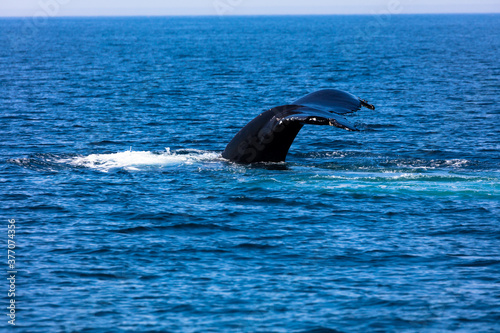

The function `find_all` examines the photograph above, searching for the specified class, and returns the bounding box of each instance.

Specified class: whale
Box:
[222,89,375,164]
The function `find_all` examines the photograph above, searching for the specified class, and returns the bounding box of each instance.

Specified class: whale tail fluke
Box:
[222,89,375,164]
[292,89,375,114]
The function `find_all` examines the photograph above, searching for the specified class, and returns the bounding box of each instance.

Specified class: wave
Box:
[314,171,496,182]
[58,148,221,172]
[8,149,499,182]
[302,151,477,170]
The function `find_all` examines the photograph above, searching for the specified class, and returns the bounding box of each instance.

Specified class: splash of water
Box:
[60,149,221,172]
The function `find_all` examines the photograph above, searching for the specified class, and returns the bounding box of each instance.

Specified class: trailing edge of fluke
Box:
[222,89,375,164]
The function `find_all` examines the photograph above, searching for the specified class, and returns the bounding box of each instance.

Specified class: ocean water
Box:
[1,14,499,332]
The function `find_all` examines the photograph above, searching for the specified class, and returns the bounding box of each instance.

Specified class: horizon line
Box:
[1,12,499,18]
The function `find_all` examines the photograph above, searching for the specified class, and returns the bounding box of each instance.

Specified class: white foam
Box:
[60,149,221,172]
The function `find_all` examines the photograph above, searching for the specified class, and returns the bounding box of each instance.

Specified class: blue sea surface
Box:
[1,14,500,332]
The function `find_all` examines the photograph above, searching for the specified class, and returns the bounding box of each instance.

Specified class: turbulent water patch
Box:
[56,149,222,172]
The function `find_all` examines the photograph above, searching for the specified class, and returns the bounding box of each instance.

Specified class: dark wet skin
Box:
[222,89,375,164]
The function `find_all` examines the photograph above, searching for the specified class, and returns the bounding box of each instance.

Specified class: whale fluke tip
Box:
[360,99,376,110]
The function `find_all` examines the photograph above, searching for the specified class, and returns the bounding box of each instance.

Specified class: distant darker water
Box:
[1,14,499,332]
